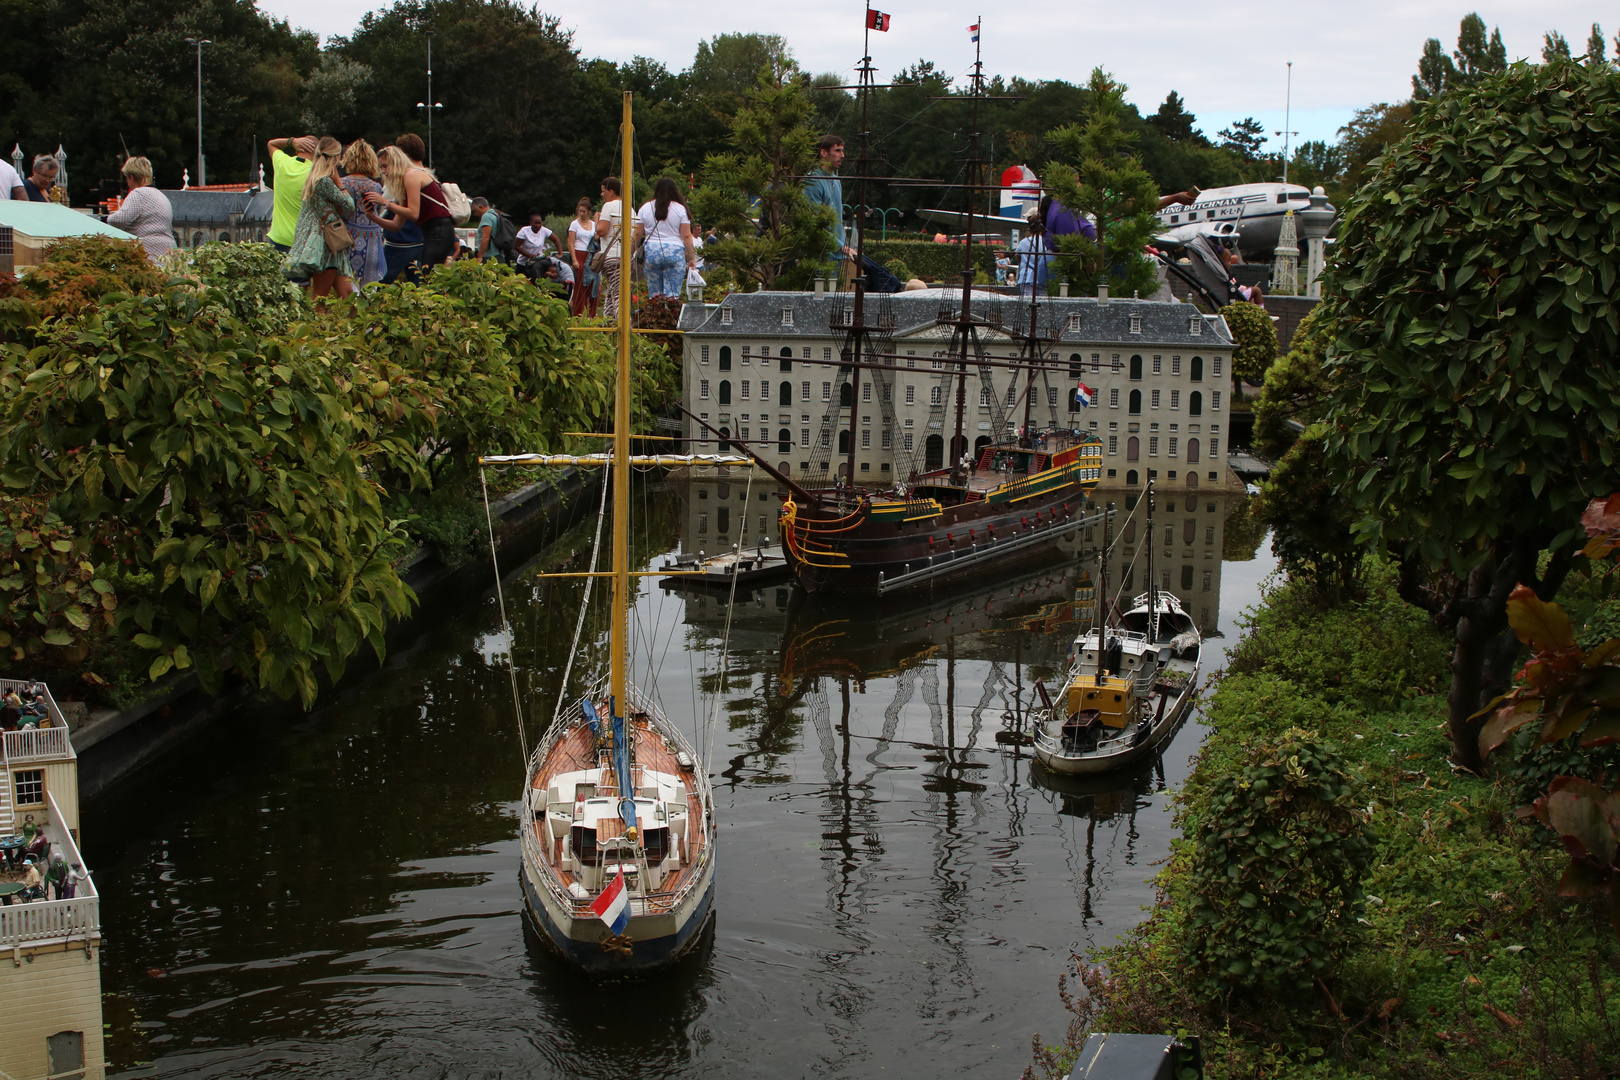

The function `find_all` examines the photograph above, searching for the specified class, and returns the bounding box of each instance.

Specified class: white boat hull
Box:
[1033,663,1200,776]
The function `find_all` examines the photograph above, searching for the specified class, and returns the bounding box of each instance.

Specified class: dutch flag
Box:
[968,23,980,43]
[590,869,631,935]
[1076,381,1094,408]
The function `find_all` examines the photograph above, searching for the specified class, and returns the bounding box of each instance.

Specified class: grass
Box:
[1024,561,1620,1079]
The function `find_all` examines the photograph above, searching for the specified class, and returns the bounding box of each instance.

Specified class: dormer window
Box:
[1188,317,1202,336]
[781,307,794,327]
[1129,314,1142,335]
[720,307,733,326]
[1067,314,1082,331]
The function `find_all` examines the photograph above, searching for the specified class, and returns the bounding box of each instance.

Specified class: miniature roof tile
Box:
[675,292,1234,347]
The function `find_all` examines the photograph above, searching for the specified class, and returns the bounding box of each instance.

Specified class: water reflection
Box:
[89,481,1270,1079]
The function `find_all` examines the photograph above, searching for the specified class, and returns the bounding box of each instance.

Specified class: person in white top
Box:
[106,156,176,263]
[0,159,24,200]
[594,176,626,319]
[514,212,559,273]
[633,177,696,298]
[566,197,596,316]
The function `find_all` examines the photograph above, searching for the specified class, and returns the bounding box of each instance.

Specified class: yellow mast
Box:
[610,91,633,713]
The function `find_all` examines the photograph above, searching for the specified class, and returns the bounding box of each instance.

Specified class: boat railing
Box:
[3,725,73,764]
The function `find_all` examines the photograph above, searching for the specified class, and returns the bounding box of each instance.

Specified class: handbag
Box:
[321,210,354,254]
[590,224,618,274]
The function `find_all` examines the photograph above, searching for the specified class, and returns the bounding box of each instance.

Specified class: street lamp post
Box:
[184,37,212,186]
[1274,61,1297,186]
[416,30,444,170]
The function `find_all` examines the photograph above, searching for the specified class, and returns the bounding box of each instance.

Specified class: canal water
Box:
[89,481,1274,1079]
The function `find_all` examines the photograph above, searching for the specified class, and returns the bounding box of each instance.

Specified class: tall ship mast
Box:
[768,15,1105,594]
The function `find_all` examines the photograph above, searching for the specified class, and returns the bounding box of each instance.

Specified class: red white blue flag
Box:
[968,23,980,43]
[867,8,891,31]
[1076,382,1094,408]
[590,869,631,935]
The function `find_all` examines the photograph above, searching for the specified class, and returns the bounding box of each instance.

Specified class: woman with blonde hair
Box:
[283,136,356,297]
[338,140,386,288]
[366,144,425,284]
[106,156,176,263]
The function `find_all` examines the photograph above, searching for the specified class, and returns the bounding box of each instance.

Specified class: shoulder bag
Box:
[590,224,618,274]
[320,185,354,254]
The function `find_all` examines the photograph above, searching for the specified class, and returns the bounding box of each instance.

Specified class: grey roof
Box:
[677,291,1233,347]
[159,189,257,225]
[243,190,275,223]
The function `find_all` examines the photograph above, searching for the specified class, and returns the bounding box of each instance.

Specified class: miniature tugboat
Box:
[1033,483,1201,775]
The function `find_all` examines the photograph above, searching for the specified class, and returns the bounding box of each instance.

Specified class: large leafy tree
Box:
[1319,56,1620,771]
[0,0,315,200]
[1041,68,1161,299]
[689,69,834,291]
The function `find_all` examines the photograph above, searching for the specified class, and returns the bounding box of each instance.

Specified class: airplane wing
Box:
[914,208,1023,236]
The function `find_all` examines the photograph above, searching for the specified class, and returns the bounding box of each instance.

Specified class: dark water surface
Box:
[90,482,1275,1079]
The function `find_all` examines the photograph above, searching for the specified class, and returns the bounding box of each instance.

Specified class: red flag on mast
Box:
[867,8,891,31]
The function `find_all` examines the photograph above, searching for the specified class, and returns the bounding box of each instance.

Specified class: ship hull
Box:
[783,476,1095,595]
[521,851,715,974]
[1033,665,1200,775]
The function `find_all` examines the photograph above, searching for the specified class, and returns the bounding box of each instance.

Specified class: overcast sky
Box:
[259,1,1616,150]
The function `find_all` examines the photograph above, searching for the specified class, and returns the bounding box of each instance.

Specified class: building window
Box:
[1203,570,1213,591]
[1190,356,1203,382]
[739,426,749,441]
[822,382,831,402]
[1129,354,1143,380]
[1067,313,1082,330]
[979,386,991,407]
[800,428,809,447]
[718,508,730,533]
[1127,436,1140,461]
[862,382,872,402]
[1006,384,1017,406]
[699,379,710,400]
[740,380,751,400]
[781,307,794,326]
[720,307,733,325]
[906,385,916,404]
[1211,391,1221,412]
[1129,389,1141,414]
[1111,354,1121,373]
[14,768,43,806]
[861,430,871,448]
[780,352,793,373]
[742,345,751,360]
[1171,356,1181,376]
[718,380,731,405]
[801,381,811,402]
[719,346,732,370]
[1109,388,1119,408]
[779,429,792,453]
[1189,391,1202,416]
[1170,389,1180,410]
[700,345,710,364]
[823,347,833,360]
[1209,437,1219,459]
[1189,318,1202,336]
[1205,526,1216,545]
[931,386,943,405]
[1126,469,1139,485]
[1187,437,1200,463]
[904,432,914,450]
[1168,437,1178,458]
[1149,436,1159,456]
[1107,435,1118,455]
[779,381,793,406]
[1212,356,1222,376]
[699,413,710,444]
[1068,353,1084,377]
[761,379,771,399]
[1150,388,1161,410]
[881,430,891,449]
[1152,355,1162,375]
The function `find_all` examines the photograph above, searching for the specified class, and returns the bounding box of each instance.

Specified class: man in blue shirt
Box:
[1014,215,1051,297]
[804,135,855,283]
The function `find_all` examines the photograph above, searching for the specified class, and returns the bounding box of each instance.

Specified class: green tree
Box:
[1252,305,1331,461]
[1041,68,1161,298]
[1147,91,1199,142]
[1220,299,1275,395]
[688,70,834,291]
[1319,56,1620,771]
[299,52,375,136]
[1286,140,1342,191]
[1589,23,1608,63]
[1452,13,1507,85]
[689,33,792,97]
[1412,37,1457,101]
[1216,116,1265,160]
[1258,429,1364,599]
[1543,30,1572,62]
[1335,101,1411,194]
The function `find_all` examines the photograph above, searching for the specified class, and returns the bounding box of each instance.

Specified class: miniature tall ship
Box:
[483,92,736,972]
[1033,483,1202,775]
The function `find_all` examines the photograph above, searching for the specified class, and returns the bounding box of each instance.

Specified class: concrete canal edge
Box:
[73,467,601,801]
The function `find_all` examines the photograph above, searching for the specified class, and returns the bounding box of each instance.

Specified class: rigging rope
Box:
[481,465,531,771]
[550,463,613,733]
[703,465,754,770]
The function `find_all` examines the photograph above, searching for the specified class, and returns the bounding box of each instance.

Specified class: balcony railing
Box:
[3,726,72,763]
[0,791,98,949]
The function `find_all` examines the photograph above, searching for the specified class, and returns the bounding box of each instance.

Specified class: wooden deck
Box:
[529,711,708,913]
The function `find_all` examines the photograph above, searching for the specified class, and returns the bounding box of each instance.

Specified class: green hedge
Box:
[866,240,997,285]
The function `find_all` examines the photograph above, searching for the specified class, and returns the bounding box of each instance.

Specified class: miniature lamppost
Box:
[183,37,212,186]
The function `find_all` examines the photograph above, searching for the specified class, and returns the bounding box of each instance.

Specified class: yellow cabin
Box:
[1067,674,1137,730]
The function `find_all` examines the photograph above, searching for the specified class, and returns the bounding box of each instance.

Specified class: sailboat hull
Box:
[520,857,715,974]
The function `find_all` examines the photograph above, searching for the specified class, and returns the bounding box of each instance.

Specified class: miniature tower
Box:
[1270,210,1299,296]
[1298,187,1336,299]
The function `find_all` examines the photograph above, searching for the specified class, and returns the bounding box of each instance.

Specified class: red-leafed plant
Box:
[1478,495,1620,932]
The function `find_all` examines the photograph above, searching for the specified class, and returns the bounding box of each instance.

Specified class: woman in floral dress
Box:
[338,140,386,288]
[284,137,356,298]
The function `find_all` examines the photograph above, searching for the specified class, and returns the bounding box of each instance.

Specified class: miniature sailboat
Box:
[1032,481,1201,775]
[483,93,728,972]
